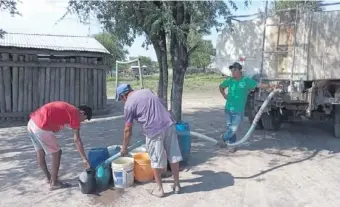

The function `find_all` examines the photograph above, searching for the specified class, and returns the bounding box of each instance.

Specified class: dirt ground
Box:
[1,91,340,207]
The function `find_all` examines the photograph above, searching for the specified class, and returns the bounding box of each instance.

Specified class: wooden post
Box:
[84,68,88,105]
[23,55,30,112]
[70,67,75,105]
[38,67,45,106]
[54,68,60,101]
[75,68,80,106]
[69,58,76,105]
[45,67,51,104]
[50,68,56,102]
[31,55,39,110]
[93,69,98,110]
[80,68,85,105]
[32,66,39,110]
[0,65,5,119]
[2,53,11,114]
[103,69,107,109]
[60,67,66,101]
[18,65,24,113]
[80,57,86,105]
[87,69,93,108]
[12,54,19,114]
[65,68,70,103]
[27,55,33,112]
[97,70,103,109]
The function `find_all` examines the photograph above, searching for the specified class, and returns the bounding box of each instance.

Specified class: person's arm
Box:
[70,110,90,168]
[258,83,277,89]
[121,107,134,155]
[121,125,133,155]
[246,77,276,91]
[73,129,90,168]
[219,79,230,99]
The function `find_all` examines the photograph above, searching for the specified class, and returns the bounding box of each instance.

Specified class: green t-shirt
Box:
[220,76,258,113]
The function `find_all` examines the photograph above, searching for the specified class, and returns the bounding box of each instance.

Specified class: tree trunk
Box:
[170,32,188,122]
[152,33,168,108]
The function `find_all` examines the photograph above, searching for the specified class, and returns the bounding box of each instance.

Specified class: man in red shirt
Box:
[27,101,92,190]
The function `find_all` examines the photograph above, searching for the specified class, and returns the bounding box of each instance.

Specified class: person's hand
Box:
[84,159,91,169]
[120,147,128,156]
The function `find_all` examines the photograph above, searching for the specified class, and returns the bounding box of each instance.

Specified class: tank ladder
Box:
[259,1,299,98]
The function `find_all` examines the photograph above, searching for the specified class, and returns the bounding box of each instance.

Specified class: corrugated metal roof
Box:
[0,33,110,54]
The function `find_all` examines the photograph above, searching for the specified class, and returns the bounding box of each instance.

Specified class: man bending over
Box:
[116,83,182,197]
[27,101,92,190]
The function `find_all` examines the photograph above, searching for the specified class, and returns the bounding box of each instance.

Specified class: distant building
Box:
[0,33,111,121]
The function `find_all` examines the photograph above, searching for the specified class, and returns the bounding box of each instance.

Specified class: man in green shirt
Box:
[219,62,275,149]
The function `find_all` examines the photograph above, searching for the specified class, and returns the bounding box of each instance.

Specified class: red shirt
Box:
[30,101,81,132]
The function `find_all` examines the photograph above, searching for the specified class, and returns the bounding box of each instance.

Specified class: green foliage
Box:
[94,32,128,68]
[0,0,21,38]
[129,56,153,67]
[67,1,249,52]
[187,31,214,68]
[67,0,249,121]
[272,0,323,11]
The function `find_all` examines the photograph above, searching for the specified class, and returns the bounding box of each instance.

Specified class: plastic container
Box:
[111,157,135,188]
[176,122,191,163]
[133,153,154,182]
[95,165,111,190]
[129,145,147,157]
[78,168,96,194]
[107,145,121,157]
[88,147,110,169]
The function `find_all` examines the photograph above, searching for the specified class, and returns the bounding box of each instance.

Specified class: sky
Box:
[1,0,339,61]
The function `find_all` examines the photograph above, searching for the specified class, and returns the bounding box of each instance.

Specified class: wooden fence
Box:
[0,51,109,121]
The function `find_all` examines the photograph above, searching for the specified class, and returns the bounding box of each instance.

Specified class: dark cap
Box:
[229,62,242,70]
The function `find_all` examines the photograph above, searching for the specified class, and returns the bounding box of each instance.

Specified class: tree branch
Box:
[188,42,200,57]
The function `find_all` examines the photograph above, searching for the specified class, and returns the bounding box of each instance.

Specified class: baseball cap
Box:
[229,62,242,70]
[116,83,132,101]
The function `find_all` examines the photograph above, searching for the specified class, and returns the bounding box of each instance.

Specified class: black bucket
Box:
[78,168,96,194]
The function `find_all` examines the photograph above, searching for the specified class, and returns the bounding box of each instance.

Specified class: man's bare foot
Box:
[46,174,51,184]
[149,187,164,198]
[50,181,72,191]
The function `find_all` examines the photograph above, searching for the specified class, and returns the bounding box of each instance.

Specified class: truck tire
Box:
[261,109,282,131]
[334,105,340,138]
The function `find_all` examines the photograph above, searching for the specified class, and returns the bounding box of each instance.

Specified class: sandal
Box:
[218,135,227,148]
[50,181,72,191]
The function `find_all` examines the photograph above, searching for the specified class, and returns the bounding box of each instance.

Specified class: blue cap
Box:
[116,83,131,101]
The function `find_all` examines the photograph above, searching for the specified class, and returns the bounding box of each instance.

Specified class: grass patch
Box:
[106,73,226,97]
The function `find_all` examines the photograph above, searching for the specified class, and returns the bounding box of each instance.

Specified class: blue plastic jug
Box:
[175,122,191,163]
[88,147,110,169]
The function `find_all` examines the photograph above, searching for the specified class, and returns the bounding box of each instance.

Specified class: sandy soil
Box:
[1,91,340,207]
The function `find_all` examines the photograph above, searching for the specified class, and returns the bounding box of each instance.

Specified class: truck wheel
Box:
[261,109,282,131]
[334,105,340,138]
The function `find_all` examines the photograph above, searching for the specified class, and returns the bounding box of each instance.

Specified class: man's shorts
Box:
[145,124,183,169]
[27,119,60,154]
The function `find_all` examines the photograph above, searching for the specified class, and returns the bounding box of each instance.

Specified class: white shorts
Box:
[145,124,183,169]
[27,119,60,154]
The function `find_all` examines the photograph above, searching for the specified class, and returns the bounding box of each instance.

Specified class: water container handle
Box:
[86,168,95,176]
